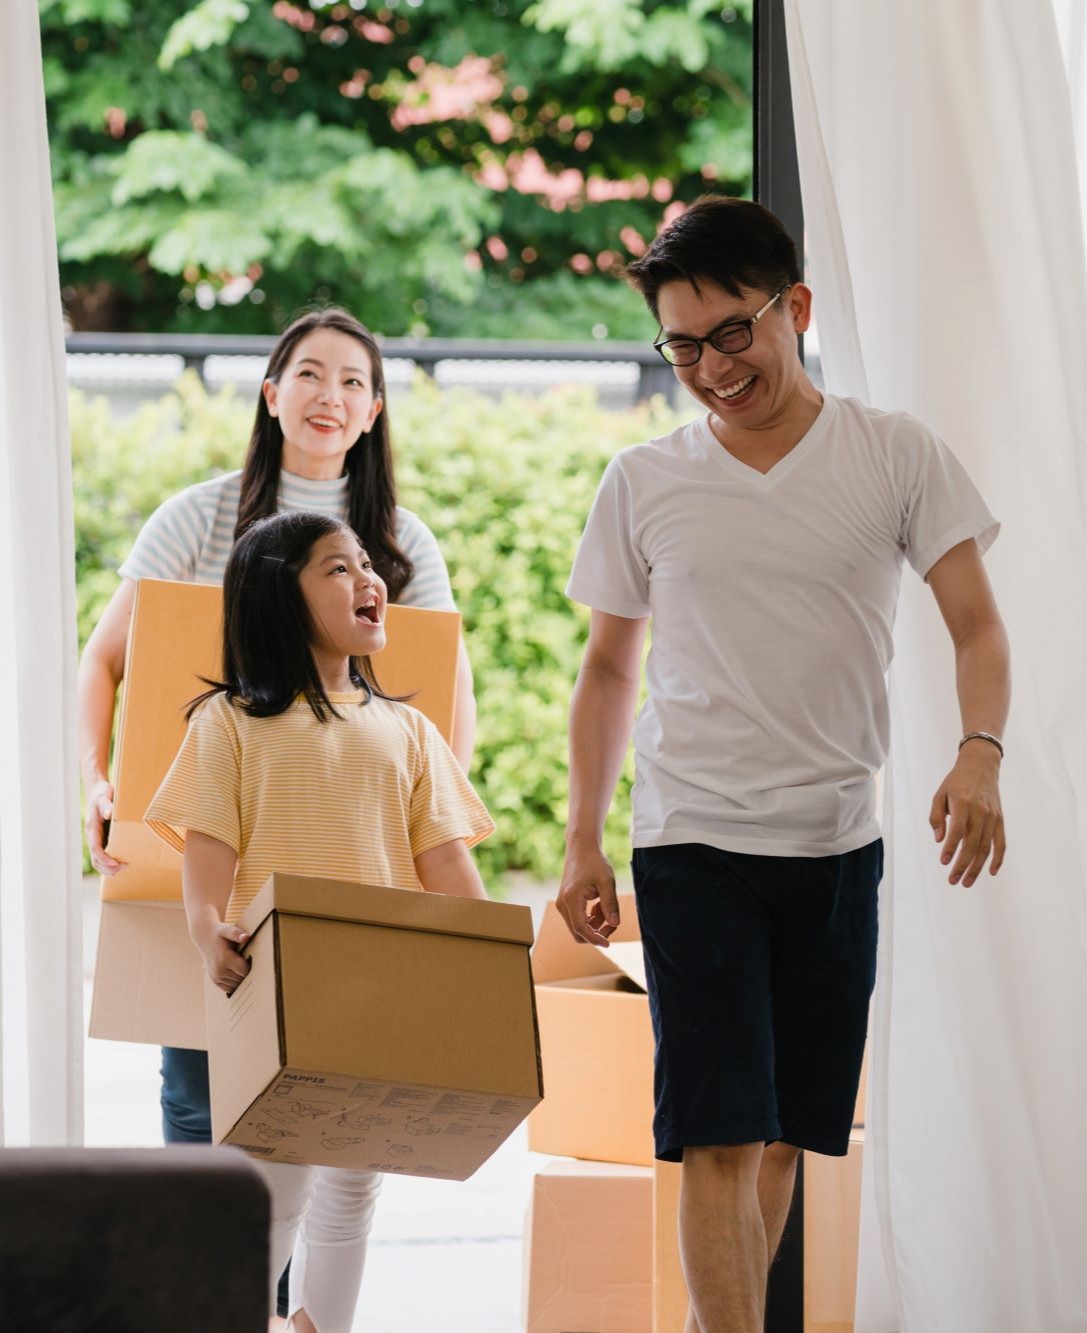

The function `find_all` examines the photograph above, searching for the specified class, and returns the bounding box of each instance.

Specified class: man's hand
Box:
[194,922,251,994]
[557,840,621,946]
[929,741,1005,886]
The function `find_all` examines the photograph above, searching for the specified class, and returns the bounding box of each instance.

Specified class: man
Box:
[559,196,1008,1333]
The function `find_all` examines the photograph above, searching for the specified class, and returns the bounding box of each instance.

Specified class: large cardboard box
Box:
[89,896,206,1049]
[652,1161,687,1333]
[804,1133,864,1333]
[206,873,542,1180]
[103,577,461,888]
[651,1134,867,1333]
[90,577,462,1048]
[527,896,655,1166]
[523,1160,653,1333]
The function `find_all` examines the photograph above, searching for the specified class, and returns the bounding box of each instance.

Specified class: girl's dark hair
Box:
[234,306,413,602]
[190,510,395,723]
[626,195,802,321]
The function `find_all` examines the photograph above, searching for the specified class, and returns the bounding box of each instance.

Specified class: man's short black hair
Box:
[626,195,802,322]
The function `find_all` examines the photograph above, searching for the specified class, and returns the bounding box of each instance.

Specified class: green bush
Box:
[72,373,685,884]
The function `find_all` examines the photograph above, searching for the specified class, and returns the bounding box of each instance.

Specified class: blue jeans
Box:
[160,1046,212,1143]
[161,1046,290,1316]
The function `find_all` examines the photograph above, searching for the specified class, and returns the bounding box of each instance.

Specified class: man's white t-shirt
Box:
[566,394,999,857]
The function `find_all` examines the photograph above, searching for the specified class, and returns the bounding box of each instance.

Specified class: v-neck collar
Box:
[694,394,833,490]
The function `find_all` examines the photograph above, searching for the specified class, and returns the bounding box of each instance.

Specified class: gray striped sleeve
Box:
[118,486,211,583]
[394,508,456,611]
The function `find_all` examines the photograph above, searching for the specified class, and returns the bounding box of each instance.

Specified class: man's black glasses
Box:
[653,286,791,367]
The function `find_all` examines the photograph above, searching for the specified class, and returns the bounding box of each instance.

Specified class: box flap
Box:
[239,873,534,948]
[531,896,645,991]
[100,863,184,904]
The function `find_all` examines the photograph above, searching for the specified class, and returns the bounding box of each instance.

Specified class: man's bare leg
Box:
[758,1141,801,1262]
[679,1143,766,1333]
[679,1142,801,1332]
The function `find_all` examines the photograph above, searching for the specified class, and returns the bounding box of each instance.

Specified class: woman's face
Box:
[262,328,383,480]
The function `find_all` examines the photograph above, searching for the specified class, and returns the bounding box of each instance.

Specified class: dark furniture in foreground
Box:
[0,1146,269,1332]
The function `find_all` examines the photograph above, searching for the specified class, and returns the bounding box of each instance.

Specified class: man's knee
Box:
[763,1140,801,1171]
[683,1142,764,1189]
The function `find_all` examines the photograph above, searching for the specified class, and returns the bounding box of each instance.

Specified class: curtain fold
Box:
[0,0,83,1145]
[784,2,1087,1329]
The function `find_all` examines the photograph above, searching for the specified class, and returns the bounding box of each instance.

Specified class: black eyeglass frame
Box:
[652,285,792,367]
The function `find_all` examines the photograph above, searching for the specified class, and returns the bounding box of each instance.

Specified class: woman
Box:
[77,306,476,1324]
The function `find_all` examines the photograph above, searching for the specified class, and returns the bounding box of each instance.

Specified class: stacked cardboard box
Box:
[523,1161,653,1333]
[89,577,463,1049]
[524,897,869,1332]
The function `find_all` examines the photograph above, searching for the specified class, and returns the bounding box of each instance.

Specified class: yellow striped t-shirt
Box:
[145,689,494,922]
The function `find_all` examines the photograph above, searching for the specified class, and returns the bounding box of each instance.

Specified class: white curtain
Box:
[0,0,83,1145]
[785,3,1087,1330]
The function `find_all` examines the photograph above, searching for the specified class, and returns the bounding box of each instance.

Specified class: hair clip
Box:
[260,555,285,564]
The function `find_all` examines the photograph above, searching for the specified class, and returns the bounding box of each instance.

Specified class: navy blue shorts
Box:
[632,839,882,1160]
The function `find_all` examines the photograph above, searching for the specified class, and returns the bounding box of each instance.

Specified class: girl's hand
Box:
[84,776,123,875]
[197,922,251,994]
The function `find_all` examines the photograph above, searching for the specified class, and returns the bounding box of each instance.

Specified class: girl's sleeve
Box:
[144,699,242,854]
[408,717,495,857]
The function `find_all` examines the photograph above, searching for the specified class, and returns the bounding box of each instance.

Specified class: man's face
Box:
[655,279,813,433]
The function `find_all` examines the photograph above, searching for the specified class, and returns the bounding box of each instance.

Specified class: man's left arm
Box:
[926,538,1010,886]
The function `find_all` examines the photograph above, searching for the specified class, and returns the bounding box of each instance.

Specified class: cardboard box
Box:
[88,895,206,1049]
[652,1135,866,1333]
[804,1133,864,1333]
[206,873,542,1179]
[527,895,655,1166]
[652,1161,687,1333]
[524,1160,653,1333]
[90,576,463,1049]
[104,577,462,890]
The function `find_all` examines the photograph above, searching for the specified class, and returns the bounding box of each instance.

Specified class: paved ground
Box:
[82,877,582,1332]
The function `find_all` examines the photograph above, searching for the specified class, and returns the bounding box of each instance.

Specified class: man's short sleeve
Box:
[565,454,651,617]
[144,698,242,854]
[893,417,1000,579]
[118,488,208,583]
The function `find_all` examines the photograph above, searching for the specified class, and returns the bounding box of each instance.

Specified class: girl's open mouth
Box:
[355,603,380,624]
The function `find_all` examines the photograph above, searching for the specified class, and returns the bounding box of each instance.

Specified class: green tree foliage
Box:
[42,0,753,339]
[71,376,685,881]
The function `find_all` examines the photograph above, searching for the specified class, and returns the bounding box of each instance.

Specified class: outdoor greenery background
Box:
[72,378,689,881]
[42,0,753,340]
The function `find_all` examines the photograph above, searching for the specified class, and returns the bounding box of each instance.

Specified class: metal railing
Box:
[65,332,679,403]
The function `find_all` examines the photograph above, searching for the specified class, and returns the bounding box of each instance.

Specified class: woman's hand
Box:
[84,775,122,875]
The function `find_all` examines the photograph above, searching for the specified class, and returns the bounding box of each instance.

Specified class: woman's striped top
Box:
[118,468,455,610]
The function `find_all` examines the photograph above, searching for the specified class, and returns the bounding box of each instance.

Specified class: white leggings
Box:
[258,1161,382,1332]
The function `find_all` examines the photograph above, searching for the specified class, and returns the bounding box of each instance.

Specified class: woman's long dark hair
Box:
[190,511,395,722]
[234,307,413,601]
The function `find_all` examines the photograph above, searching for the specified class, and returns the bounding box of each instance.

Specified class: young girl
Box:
[144,509,494,1333]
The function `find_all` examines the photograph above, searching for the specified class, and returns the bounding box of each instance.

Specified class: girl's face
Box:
[298,529,388,677]
[262,328,383,480]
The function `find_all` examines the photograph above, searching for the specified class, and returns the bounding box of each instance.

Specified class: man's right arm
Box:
[559,608,649,946]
